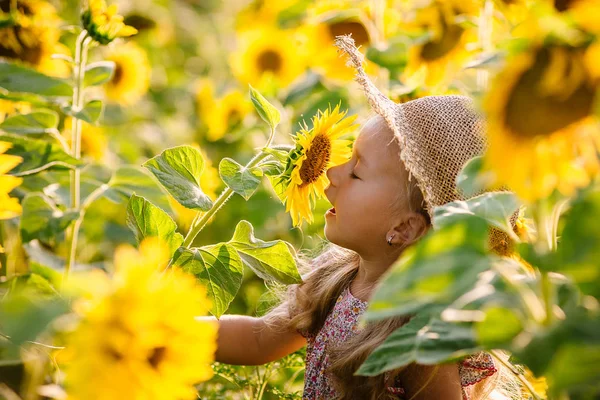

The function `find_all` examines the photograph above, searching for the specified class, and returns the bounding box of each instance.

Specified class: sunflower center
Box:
[299,133,331,186]
[257,50,282,74]
[420,19,464,61]
[148,346,167,369]
[327,21,370,47]
[0,0,33,15]
[112,63,124,85]
[554,0,576,12]
[504,47,595,138]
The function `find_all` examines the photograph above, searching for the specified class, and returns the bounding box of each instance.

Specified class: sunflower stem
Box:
[182,151,271,248]
[63,30,90,286]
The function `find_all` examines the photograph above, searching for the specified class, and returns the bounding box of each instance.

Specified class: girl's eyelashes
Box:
[350,171,360,180]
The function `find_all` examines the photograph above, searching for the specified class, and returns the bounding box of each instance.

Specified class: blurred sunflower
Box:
[0,0,70,76]
[521,367,548,399]
[81,0,137,45]
[63,118,108,161]
[196,79,252,142]
[0,100,31,123]
[403,0,479,88]
[169,145,221,232]
[231,27,306,90]
[62,238,217,400]
[103,42,151,106]
[0,142,23,221]
[278,105,356,226]
[484,44,600,202]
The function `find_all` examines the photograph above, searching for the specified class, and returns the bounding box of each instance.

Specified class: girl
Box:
[212,36,514,399]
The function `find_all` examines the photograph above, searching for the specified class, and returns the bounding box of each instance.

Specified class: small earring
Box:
[387,234,395,246]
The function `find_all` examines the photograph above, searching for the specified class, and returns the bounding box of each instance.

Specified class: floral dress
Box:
[301,286,496,400]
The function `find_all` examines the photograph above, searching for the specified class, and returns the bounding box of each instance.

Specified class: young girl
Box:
[212,36,514,399]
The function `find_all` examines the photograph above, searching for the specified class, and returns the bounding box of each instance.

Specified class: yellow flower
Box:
[81,0,137,45]
[104,42,151,105]
[0,142,23,220]
[484,44,600,202]
[62,238,217,400]
[403,0,478,88]
[0,0,70,77]
[63,118,108,161]
[169,145,221,232]
[279,105,356,226]
[514,207,536,242]
[231,27,307,90]
[196,79,252,142]
[0,100,31,123]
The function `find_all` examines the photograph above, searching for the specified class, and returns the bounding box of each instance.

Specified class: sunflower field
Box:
[1,0,599,399]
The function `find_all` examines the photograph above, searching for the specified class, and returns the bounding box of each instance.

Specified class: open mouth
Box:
[326,207,336,216]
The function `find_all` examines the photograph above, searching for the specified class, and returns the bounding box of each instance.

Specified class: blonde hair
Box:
[265,117,521,399]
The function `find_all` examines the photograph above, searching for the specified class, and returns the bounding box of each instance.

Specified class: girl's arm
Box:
[199,310,306,366]
[399,363,463,400]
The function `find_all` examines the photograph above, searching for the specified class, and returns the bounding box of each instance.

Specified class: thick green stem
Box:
[63,31,90,284]
[182,151,271,248]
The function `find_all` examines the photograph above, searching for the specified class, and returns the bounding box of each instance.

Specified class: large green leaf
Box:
[143,145,213,211]
[228,220,301,285]
[0,110,59,134]
[172,244,243,318]
[219,157,263,200]
[357,314,480,376]
[126,194,183,256]
[365,218,492,321]
[249,85,280,130]
[475,306,524,347]
[433,191,520,240]
[555,191,600,298]
[19,193,79,243]
[365,40,407,73]
[105,165,170,210]
[546,344,600,397]
[0,63,72,97]
[0,134,83,176]
[83,61,115,87]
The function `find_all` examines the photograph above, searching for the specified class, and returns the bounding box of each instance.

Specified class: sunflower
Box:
[62,237,217,400]
[278,105,356,226]
[81,0,137,45]
[103,42,151,105]
[521,367,548,400]
[403,0,479,88]
[0,100,31,123]
[231,27,306,90]
[0,0,70,76]
[169,145,221,231]
[484,44,600,202]
[196,79,252,142]
[0,142,23,220]
[63,118,108,161]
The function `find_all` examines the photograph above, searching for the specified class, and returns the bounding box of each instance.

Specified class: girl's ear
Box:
[388,212,428,246]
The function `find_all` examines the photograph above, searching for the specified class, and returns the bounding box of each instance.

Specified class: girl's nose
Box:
[326,164,341,186]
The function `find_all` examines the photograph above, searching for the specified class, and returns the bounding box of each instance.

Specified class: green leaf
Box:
[357,315,480,376]
[456,156,494,198]
[0,134,83,176]
[62,99,103,124]
[555,191,600,298]
[249,85,281,130]
[84,61,115,87]
[126,194,183,256]
[546,344,600,396]
[228,220,301,285]
[143,145,214,211]
[0,62,72,97]
[475,306,523,347]
[433,191,520,240]
[172,244,243,318]
[365,218,492,321]
[105,165,170,210]
[19,193,79,243]
[0,110,59,134]
[219,158,263,200]
[365,40,408,73]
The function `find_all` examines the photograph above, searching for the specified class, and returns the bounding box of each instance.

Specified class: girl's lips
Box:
[326,207,336,217]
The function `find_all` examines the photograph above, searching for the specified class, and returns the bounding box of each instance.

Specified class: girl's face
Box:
[324,116,413,257]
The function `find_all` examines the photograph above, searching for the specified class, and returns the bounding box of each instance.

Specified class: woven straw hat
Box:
[335,35,511,253]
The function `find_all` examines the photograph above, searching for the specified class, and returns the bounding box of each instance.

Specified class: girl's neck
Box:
[349,255,398,302]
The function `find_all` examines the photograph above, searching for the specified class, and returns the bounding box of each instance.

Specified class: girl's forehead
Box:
[354,121,400,170]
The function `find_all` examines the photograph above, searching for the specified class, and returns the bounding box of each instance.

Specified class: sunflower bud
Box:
[81,0,137,45]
